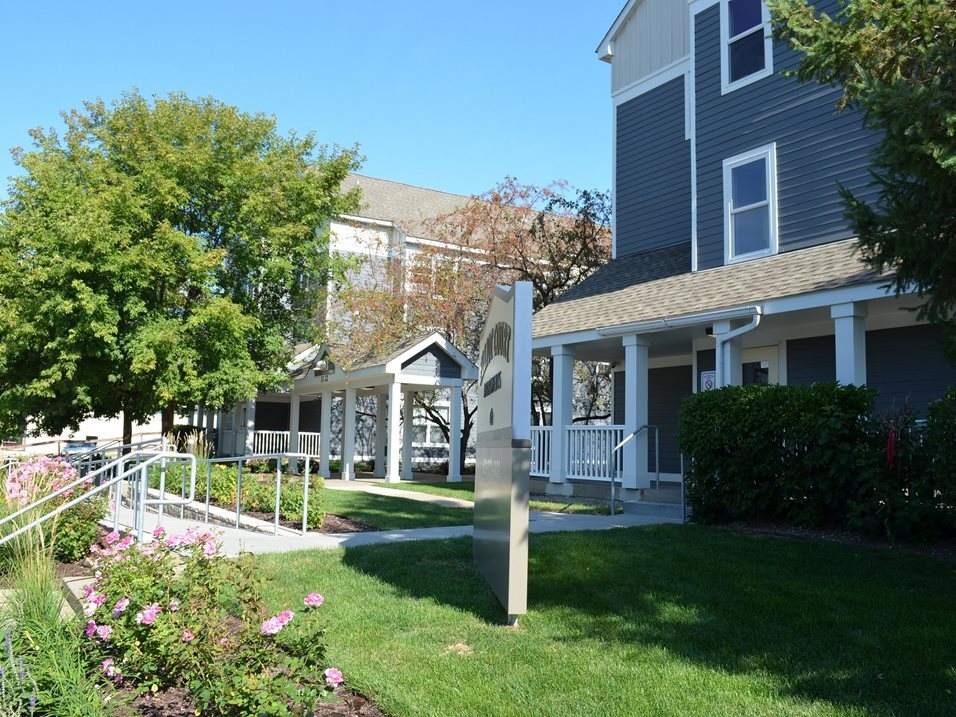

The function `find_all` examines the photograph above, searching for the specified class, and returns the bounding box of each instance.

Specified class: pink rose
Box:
[181,629,195,643]
[103,530,120,546]
[135,603,162,625]
[203,540,217,558]
[168,598,181,612]
[101,658,116,678]
[113,598,130,617]
[152,525,166,540]
[85,620,97,638]
[304,593,324,608]
[260,617,284,636]
[96,624,112,640]
[324,667,344,688]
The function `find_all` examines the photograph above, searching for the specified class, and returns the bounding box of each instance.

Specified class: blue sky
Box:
[1,0,623,200]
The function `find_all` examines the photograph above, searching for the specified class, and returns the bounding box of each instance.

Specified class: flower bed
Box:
[82,527,343,715]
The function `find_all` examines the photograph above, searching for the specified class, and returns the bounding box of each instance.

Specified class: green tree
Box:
[0,91,360,444]
[768,0,956,339]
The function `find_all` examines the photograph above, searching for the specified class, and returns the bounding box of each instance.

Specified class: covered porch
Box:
[223,332,478,482]
[530,240,956,501]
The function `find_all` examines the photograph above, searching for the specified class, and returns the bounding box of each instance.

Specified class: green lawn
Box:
[376,480,610,515]
[321,488,473,530]
[260,525,956,717]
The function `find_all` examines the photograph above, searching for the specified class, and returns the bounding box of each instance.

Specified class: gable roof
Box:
[532,239,889,339]
[340,174,474,239]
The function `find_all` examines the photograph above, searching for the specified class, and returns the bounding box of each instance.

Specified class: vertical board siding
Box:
[786,336,836,386]
[867,324,956,414]
[401,346,461,379]
[648,365,693,473]
[616,76,692,257]
[612,0,690,92]
[694,1,881,270]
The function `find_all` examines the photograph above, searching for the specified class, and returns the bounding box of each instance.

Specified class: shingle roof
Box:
[532,239,887,338]
[341,174,474,239]
[290,331,449,378]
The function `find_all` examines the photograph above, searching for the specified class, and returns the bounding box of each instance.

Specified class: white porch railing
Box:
[530,426,552,477]
[565,425,625,481]
[252,431,321,457]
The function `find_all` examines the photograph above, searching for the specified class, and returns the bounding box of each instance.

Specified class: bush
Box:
[678,383,956,541]
[52,496,108,563]
[677,383,875,526]
[82,528,343,715]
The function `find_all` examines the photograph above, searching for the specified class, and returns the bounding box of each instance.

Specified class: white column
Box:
[341,387,357,481]
[319,391,332,476]
[373,393,387,478]
[713,320,743,388]
[243,399,256,455]
[831,302,867,386]
[289,393,301,454]
[549,346,574,485]
[447,387,462,482]
[622,335,650,491]
[385,382,402,482]
[402,390,415,480]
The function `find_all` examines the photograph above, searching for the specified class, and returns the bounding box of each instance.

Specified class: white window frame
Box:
[720,0,774,94]
[722,143,778,264]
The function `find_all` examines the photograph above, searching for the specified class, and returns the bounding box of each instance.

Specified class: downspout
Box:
[713,307,762,387]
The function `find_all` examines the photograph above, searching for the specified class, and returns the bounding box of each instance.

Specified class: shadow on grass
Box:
[322,491,473,531]
[342,524,956,716]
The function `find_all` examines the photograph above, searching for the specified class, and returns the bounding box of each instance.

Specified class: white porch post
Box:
[549,346,574,489]
[713,320,743,387]
[288,392,301,472]
[341,387,357,481]
[447,387,462,482]
[402,390,415,480]
[831,302,867,386]
[289,393,301,454]
[373,393,387,478]
[243,399,256,455]
[319,391,332,476]
[385,382,402,482]
[622,335,650,491]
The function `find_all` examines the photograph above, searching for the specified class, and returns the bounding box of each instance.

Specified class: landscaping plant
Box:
[82,526,343,714]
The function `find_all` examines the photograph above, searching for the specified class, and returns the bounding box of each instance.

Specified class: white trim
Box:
[762,281,896,316]
[612,57,691,106]
[531,328,606,351]
[722,143,778,264]
[611,82,617,260]
[720,0,774,95]
[689,1,698,272]
[689,0,719,14]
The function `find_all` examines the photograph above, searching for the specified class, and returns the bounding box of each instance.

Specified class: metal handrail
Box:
[0,450,196,546]
[609,424,660,515]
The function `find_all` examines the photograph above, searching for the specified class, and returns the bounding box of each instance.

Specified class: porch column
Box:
[341,387,357,481]
[243,399,256,455]
[447,387,462,482]
[549,346,574,488]
[831,302,867,386]
[385,382,402,482]
[288,392,301,472]
[713,320,743,388]
[319,391,332,476]
[622,335,650,491]
[402,390,415,480]
[289,393,301,455]
[373,392,387,478]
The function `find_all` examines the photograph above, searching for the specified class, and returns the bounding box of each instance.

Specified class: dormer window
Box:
[723,144,778,263]
[721,0,773,93]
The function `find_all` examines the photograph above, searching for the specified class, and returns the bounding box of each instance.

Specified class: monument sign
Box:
[473,281,532,623]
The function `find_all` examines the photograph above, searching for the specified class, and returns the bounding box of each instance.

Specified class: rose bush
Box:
[81,526,342,715]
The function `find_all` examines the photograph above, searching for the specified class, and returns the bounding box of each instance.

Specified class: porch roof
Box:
[533,239,888,339]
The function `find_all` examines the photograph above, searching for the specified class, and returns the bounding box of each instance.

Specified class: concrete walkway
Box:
[107,479,681,557]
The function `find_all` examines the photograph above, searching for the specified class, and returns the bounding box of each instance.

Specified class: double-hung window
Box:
[721,0,773,93]
[723,144,777,263]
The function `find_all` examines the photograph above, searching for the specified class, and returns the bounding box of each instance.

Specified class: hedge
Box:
[677,383,955,540]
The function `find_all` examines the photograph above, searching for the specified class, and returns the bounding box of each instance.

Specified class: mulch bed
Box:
[120,684,386,716]
[725,520,956,563]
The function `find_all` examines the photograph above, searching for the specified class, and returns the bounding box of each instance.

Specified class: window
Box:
[412,425,427,444]
[429,426,445,444]
[723,144,777,263]
[721,0,773,93]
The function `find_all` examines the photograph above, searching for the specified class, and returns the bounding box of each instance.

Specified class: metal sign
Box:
[474,282,532,623]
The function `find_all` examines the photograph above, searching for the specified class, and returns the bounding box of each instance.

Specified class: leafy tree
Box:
[331,179,611,470]
[0,91,360,444]
[768,0,956,339]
